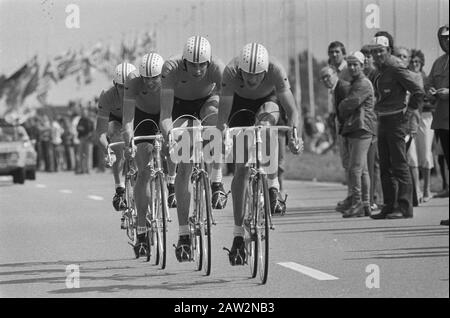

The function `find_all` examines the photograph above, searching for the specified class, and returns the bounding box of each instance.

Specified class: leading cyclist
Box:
[216,43,303,265]
[95,62,136,222]
[122,52,165,258]
[159,36,228,262]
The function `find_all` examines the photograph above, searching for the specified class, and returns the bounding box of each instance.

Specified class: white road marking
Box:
[278,262,339,281]
[59,189,73,194]
[35,184,47,188]
[87,195,104,201]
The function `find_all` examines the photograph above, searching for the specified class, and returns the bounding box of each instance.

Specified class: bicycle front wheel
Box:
[156,173,168,270]
[256,174,270,284]
[199,171,212,276]
[244,177,258,278]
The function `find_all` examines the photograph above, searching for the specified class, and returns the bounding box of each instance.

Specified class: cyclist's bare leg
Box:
[256,102,285,213]
[108,122,124,188]
[135,142,153,230]
[231,163,250,227]
[256,101,280,181]
[200,97,221,176]
[175,162,193,229]
[201,97,229,208]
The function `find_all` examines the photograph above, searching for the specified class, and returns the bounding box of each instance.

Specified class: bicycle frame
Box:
[170,124,216,275]
[225,124,293,284]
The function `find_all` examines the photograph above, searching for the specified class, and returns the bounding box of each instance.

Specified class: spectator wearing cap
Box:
[427,25,449,226]
[337,52,377,218]
[369,31,424,220]
[319,65,351,211]
[409,49,435,203]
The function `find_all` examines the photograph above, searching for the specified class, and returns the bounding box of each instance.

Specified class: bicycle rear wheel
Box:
[256,174,270,284]
[156,173,168,269]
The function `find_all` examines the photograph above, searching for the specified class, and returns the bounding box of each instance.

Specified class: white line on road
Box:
[59,189,73,194]
[87,195,104,201]
[35,184,47,188]
[278,262,339,281]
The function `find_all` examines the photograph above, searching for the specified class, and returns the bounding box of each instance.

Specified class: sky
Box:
[0,0,449,105]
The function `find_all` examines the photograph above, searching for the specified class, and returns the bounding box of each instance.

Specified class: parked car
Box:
[0,123,37,184]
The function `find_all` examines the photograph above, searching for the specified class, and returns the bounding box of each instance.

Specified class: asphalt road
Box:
[0,171,448,298]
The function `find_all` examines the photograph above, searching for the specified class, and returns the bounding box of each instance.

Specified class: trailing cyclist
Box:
[95,62,136,224]
[122,52,165,258]
[216,43,303,266]
[159,36,228,263]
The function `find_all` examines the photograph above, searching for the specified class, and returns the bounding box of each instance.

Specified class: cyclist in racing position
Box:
[216,43,303,265]
[160,36,228,262]
[95,62,137,225]
[122,53,165,258]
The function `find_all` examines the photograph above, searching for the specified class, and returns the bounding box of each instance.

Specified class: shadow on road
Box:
[47,277,232,295]
[344,245,449,260]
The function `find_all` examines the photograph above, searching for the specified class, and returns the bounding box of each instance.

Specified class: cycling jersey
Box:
[124,71,161,115]
[97,86,123,122]
[222,56,291,99]
[161,55,225,100]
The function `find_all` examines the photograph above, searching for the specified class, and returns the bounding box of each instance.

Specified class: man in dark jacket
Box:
[427,25,449,226]
[369,32,424,219]
[319,66,351,211]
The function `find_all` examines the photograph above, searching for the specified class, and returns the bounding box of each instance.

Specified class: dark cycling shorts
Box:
[109,113,122,124]
[228,92,279,127]
[172,95,217,122]
[134,107,160,145]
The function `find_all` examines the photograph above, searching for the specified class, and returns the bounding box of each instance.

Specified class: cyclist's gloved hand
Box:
[124,144,136,160]
[288,128,303,155]
[104,151,116,168]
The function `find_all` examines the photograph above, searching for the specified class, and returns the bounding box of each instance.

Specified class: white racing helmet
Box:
[113,62,137,85]
[139,52,164,77]
[182,36,212,63]
[238,43,269,74]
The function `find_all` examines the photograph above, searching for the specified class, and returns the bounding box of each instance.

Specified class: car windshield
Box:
[0,126,27,142]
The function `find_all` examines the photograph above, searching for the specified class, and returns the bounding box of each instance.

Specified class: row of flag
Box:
[0,30,156,118]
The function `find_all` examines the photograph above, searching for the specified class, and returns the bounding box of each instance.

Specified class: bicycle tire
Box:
[193,177,203,272]
[200,171,212,276]
[246,177,258,278]
[149,179,159,265]
[125,175,137,245]
[157,173,168,270]
[257,174,270,284]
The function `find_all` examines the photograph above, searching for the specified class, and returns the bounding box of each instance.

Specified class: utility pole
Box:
[306,0,315,117]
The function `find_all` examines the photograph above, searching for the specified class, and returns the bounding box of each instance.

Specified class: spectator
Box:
[426,24,449,226]
[394,46,423,206]
[328,41,352,82]
[38,115,54,172]
[338,52,377,218]
[369,31,424,220]
[76,107,94,174]
[409,49,435,202]
[361,44,383,210]
[434,134,449,197]
[51,117,64,172]
[71,106,82,174]
[60,117,74,171]
[319,65,351,211]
